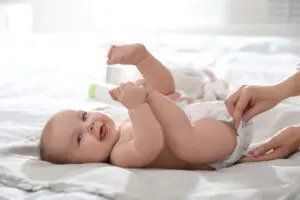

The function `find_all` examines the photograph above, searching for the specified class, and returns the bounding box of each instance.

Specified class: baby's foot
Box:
[107,44,149,66]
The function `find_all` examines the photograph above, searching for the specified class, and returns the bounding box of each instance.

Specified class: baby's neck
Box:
[113,119,130,146]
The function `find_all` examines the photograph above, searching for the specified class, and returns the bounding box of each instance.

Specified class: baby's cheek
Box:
[80,142,100,160]
[83,135,98,146]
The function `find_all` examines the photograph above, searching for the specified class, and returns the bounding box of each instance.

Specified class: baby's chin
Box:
[103,126,119,144]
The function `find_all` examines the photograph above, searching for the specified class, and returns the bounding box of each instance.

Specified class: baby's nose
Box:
[88,122,95,133]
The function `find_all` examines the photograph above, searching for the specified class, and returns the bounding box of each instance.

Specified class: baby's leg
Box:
[107,44,149,66]
[188,118,237,164]
[107,44,175,95]
[147,89,236,165]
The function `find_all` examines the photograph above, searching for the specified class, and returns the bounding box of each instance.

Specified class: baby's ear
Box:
[109,88,121,101]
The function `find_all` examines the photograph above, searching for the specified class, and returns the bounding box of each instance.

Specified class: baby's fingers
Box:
[109,88,121,101]
[134,79,146,86]
[134,79,153,93]
[119,82,134,90]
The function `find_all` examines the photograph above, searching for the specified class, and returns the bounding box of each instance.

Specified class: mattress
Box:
[1,33,300,200]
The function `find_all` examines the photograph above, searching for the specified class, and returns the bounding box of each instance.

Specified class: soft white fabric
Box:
[1,102,300,200]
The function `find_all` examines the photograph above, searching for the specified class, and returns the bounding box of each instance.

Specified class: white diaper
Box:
[181,101,254,170]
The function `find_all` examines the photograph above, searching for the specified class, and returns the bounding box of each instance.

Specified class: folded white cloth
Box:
[171,67,229,101]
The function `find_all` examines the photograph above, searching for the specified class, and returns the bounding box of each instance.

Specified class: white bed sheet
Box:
[1,33,300,200]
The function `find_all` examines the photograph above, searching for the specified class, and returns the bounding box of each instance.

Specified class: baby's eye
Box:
[82,112,87,121]
[77,133,83,145]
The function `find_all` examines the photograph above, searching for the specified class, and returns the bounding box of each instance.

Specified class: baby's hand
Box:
[109,81,148,109]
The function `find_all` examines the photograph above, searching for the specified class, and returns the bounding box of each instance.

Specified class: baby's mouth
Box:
[99,124,106,141]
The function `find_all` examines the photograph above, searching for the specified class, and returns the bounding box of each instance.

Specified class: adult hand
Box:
[240,126,300,162]
[225,85,284,128]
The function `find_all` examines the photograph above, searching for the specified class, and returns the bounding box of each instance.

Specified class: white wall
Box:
[0,1,33,33]
[226,0,299,36]
[0,6,8,31]
[228,0,268,24]
[30,0,300,36]
[31,0,91,33]
[32,0,229,32]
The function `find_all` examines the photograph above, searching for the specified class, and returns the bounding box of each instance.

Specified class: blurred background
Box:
[1,0,299,35]
[0,0,300,95]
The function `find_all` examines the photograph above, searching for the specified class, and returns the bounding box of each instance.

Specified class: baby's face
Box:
[43,110,119,163]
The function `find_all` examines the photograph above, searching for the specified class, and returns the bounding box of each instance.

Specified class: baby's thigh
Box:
[192,118,237,163]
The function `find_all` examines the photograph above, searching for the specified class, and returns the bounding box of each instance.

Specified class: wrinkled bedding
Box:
[1,33,300,200]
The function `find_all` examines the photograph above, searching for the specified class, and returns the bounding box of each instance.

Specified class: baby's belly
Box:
[147,144,212,170]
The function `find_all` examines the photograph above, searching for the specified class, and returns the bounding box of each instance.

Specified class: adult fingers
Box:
[240,148,286,162]
[225,90,241,118]
[249,138,279,157]
[226,85,247,117]
[233,91,251,129]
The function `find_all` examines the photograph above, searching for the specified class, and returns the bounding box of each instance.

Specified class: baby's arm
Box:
[109,82,164,168]
[111,103,164,168]
[147,90,236,164]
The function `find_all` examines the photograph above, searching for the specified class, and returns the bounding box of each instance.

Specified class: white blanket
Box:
[1,102,300,200]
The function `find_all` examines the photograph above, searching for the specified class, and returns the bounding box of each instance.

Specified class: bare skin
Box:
[226,71,300,162]
[41,44,237,170]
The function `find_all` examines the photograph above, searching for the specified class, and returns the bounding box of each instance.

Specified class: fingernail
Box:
[253,151,259,156]
[235,121,239,129]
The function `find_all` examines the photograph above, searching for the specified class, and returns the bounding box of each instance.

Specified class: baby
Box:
[40,44,253,170]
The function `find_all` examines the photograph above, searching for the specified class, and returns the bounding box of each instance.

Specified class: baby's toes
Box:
[107,45,117,64]
[134,79,146,86]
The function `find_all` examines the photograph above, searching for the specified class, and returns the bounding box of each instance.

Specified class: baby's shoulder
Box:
[117,119,133,143]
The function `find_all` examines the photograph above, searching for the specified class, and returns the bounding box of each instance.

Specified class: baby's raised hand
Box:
[109,81,148,109]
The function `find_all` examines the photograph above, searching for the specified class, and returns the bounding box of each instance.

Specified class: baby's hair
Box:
[39,142,45,161]
[39,119,68,164]
[39,121,49,161]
